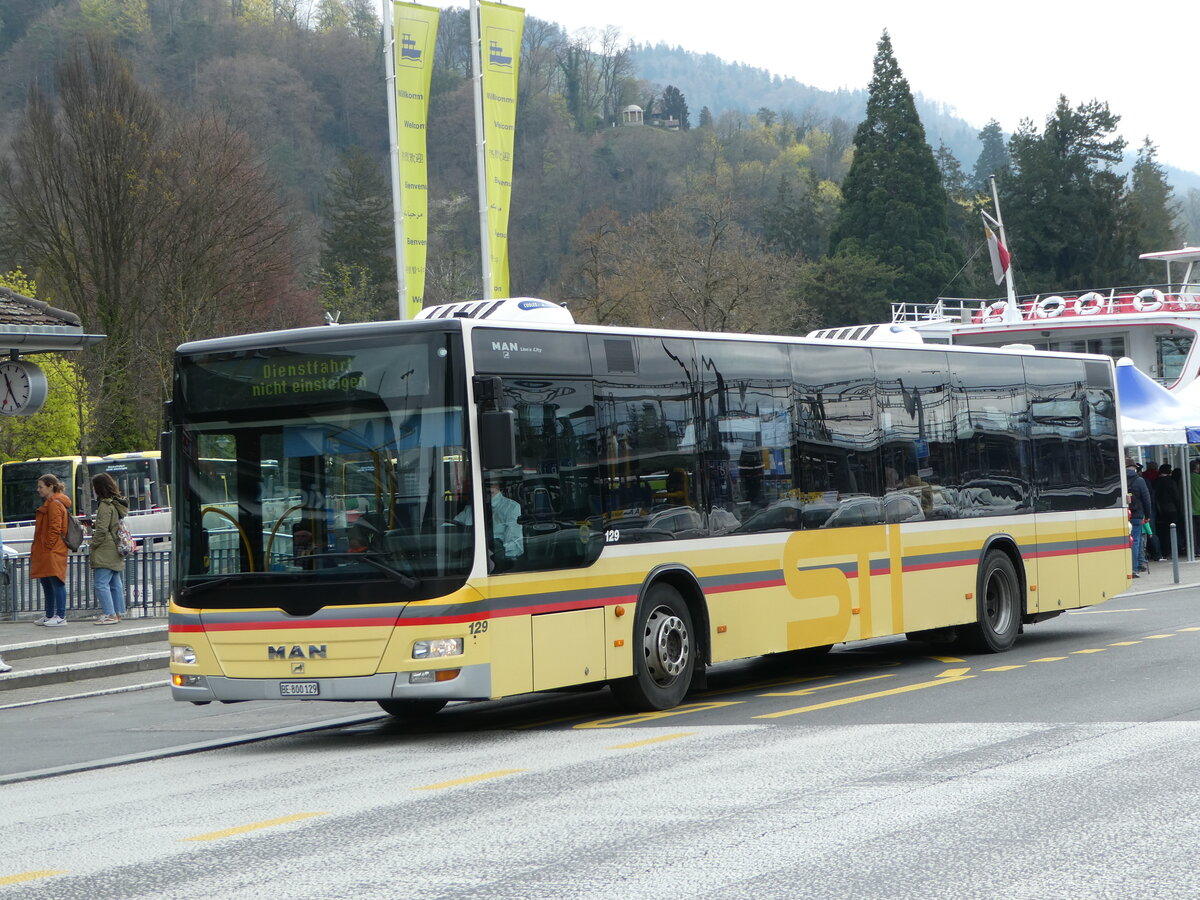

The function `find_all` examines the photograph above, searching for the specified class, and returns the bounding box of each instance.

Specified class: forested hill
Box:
[629,42,1200,195]
[629,43,983,170]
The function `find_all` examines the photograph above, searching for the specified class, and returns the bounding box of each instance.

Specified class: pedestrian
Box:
[1154,463,1183,558]
[1127,460,1152,578]
[1191,460,1200,553]
[30,473,71,626]
[89,472,129,625]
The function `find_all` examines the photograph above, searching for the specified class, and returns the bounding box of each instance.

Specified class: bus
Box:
[0,456,104,523]
[166,299,1130,716]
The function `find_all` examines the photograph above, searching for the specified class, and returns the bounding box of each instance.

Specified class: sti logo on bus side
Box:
[267,645,327,660]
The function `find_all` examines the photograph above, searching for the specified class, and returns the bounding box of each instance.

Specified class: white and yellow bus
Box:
[167,299,1130,716]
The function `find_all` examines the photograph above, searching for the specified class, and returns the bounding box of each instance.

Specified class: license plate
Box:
[280,681,319,696]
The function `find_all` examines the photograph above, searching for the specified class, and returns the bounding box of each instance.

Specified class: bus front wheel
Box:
[958,550,1021,653]
[611,583,695,711]
[377,699,447,719]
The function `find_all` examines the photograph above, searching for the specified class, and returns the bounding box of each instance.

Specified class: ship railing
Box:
[893,283,1200,324]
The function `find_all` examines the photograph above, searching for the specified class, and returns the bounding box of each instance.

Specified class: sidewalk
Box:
[1119,555,1200,596]
[0,615,167,707]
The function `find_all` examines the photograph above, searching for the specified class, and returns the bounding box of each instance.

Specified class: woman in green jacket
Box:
[90,473,129,625]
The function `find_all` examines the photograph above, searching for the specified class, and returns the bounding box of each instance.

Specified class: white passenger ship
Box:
[811,246,1200,394]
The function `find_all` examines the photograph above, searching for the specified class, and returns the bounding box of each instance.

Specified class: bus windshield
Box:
[174,332,470,607]
[2,460,71,523]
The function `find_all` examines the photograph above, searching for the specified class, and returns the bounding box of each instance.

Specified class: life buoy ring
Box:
[1035,296,1066,318]
[1133,288,1165,312]
[1075,291,1106,315]
[982,301,1010,323]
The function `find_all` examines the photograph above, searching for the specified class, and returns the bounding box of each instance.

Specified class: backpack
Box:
[115,517,136,557]
[63,512,84,551]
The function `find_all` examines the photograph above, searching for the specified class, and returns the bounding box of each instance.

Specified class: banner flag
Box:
[981,211,1011,286]
[478,1,524,298]
[393,2,439,319]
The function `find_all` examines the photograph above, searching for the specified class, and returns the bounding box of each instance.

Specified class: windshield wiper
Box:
[179,576,237,600]
[304,552,420,590]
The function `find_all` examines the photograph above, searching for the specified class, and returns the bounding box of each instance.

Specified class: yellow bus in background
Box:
[166,300,1130,716]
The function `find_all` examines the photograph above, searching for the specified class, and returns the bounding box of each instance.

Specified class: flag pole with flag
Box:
[983,175,1020,323]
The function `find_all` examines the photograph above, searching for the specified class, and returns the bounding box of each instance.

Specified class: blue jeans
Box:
[1131,519,1145,574]
[40,576,66,619]
[94,567,126,617]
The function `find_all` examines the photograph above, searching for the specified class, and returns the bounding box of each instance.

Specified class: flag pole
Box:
[383,0,408,319]
[989,175,1017,307]
[470,0,492,299]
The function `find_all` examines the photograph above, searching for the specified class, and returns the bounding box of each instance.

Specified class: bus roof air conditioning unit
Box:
[415,298,574,324]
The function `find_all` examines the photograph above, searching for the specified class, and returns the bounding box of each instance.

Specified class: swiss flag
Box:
[982,214,1011,285]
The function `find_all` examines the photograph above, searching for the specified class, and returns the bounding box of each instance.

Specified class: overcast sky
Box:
[399,0,1197,175]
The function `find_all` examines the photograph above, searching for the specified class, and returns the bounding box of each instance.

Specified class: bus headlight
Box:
[413,638,463,659]
[171,645,197,665]
[173,674,206,687]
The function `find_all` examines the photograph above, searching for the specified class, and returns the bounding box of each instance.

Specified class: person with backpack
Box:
[89,472,130,625]
[30,473,72,626]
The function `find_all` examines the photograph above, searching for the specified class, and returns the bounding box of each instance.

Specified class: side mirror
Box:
[479,409,516,471]
[159,430,173,484]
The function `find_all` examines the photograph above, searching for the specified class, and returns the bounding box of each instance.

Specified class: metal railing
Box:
[1,542,172,620]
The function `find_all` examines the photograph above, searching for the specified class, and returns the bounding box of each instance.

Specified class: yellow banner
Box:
[479,0,523,298]
[393,2,439,319]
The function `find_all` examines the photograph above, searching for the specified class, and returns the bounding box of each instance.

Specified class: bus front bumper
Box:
[170,662,492,703]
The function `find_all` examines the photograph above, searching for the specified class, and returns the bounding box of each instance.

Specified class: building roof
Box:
[0,286,105,353]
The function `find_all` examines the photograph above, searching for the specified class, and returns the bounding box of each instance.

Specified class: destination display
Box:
[179,342,434,414]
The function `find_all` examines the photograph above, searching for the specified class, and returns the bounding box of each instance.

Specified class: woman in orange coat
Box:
[31,473,71,626]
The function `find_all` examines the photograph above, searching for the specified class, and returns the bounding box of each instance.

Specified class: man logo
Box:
[291,662,305,674]
[268,645,328,660]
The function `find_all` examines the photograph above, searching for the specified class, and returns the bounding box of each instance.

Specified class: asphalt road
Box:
[5,586,1200,898]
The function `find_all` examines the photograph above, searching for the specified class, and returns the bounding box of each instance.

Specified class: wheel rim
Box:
[984,566,1014,634]
[642,605,690,686]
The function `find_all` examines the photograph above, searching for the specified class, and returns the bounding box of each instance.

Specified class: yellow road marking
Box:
[703,673,836,697]
[511,713,593,730]
[984,665,1025,672]
[609,732,695,750]
[927,655,965,663]
[0,871,66,886]
[576,701,742,729]
[414,770,525,791]
[1144,634,1174,639]
[1072,649,1106,654]
[760,673,896,697]
[753,674,974,719]
[1109,641,1142,646]
[1177,627,1200,632]
[181,812,326,842]
[1031,657,1067,662]
[938,667,971,677]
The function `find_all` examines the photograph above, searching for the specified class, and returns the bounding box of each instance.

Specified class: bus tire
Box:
[958,551,1021,653]
[610,583,695,711]
[377,699,447,719]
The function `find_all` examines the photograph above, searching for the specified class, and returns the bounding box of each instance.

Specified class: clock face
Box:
[0,360,48,416]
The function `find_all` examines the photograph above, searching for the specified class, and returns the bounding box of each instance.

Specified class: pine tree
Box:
[972,119,1009,193]
[1128,138,1182,276]
[1002,96,1135,289]
[319,146,395,319]
[321,146,392,281]
[828,31,961,305]
[661,85,689,130]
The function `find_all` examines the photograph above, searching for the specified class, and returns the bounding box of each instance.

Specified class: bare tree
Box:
[0,38,310,449]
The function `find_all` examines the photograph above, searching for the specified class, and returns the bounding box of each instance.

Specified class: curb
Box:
[0,650,168,690]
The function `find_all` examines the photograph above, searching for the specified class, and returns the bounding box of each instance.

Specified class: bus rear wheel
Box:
[958,550,1021,653]
[377,699,447,719]
[611,583,695,712]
